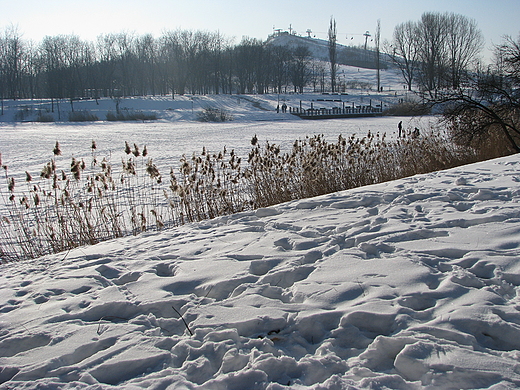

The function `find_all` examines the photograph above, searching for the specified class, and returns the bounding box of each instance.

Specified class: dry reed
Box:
[0,126,478,262]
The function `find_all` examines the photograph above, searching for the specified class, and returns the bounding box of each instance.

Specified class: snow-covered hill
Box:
[1,154,520,389]
[267,33,394,70]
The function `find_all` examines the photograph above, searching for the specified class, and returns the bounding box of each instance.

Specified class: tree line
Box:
[436,33,520,153]
[387,12,484,94]
[0,27,322,101]
[381,11,520,153]
[385,12,520,154]
[0,11,514,108]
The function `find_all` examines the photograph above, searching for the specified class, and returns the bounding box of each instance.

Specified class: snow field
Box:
[1,155,520,389]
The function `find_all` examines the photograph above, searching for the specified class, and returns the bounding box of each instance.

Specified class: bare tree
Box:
[290,46,311,93]
[445,13,484,88]
[386,20,419,91]
[234,37,266,94]
[308,62,323,93]
[436,35,520,153]
[96,33,119,97]
[160,30,188,96]
[328,17,337,92]
[0,34,4,112]
[270,45,291,94]
[135,34,157,95]
[498,34,520,81]
[1,25,25,99]
[41,35,67,100]
[375,19,381,92]
[114,32,136,96]
[42,35,93,108]
[416,12,448,94]
[0,30,7,108]
[390,12,483,95]
[209,32,226,95]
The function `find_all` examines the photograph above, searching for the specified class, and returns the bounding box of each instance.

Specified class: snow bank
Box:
[1,154,520,389]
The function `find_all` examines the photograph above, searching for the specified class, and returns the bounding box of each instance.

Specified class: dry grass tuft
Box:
[245,129,474,208]
[383,101,430,116]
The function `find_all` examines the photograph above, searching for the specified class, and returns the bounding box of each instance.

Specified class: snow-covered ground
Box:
[0,153,519,389]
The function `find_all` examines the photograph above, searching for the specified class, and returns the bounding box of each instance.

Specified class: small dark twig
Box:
[203,285,213,299]
[60,248,72,262]
[172,306,193,336]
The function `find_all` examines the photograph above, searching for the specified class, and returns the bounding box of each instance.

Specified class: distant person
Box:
[413,127,420,138]
[276,104,280,113]
[398,121,403,137]
[282,103,287,113]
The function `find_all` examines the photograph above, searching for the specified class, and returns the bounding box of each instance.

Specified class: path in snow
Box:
[0,155,520,389]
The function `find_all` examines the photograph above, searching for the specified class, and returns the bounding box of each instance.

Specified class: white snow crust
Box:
[1,154,520,389]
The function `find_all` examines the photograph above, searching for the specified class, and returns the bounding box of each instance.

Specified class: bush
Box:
[68,110,98,122]
[36,112,54,122]
[14,107,32,121]
[106,110,157,121]
[384,101,430,116]
[106,111,123,121]
[345,80,373,90]
[130,111,157,121]
[444,108,518,160]
[197,107,233,122]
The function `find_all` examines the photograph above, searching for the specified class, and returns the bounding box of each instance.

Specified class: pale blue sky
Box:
[1,0,519,61]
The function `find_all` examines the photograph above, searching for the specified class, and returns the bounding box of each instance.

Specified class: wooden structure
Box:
[290,105,383,119]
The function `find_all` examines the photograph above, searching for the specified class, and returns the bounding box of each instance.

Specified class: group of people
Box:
[276,103,288,113]
[398,121,420,138]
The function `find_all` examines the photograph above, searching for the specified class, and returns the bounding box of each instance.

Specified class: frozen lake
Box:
[0,116,433,179]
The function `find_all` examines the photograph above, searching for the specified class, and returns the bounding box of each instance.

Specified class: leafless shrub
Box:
[197,107,233,122]
[383,101,430,116]
[14,107,33,121]
[69,110,99,122]
[345,80,373,90]
[444,107,519,160]
[106,110,157,121]
[36,112,55,122]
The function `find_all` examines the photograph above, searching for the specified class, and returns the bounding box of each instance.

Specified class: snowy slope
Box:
[1,154,520,389]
